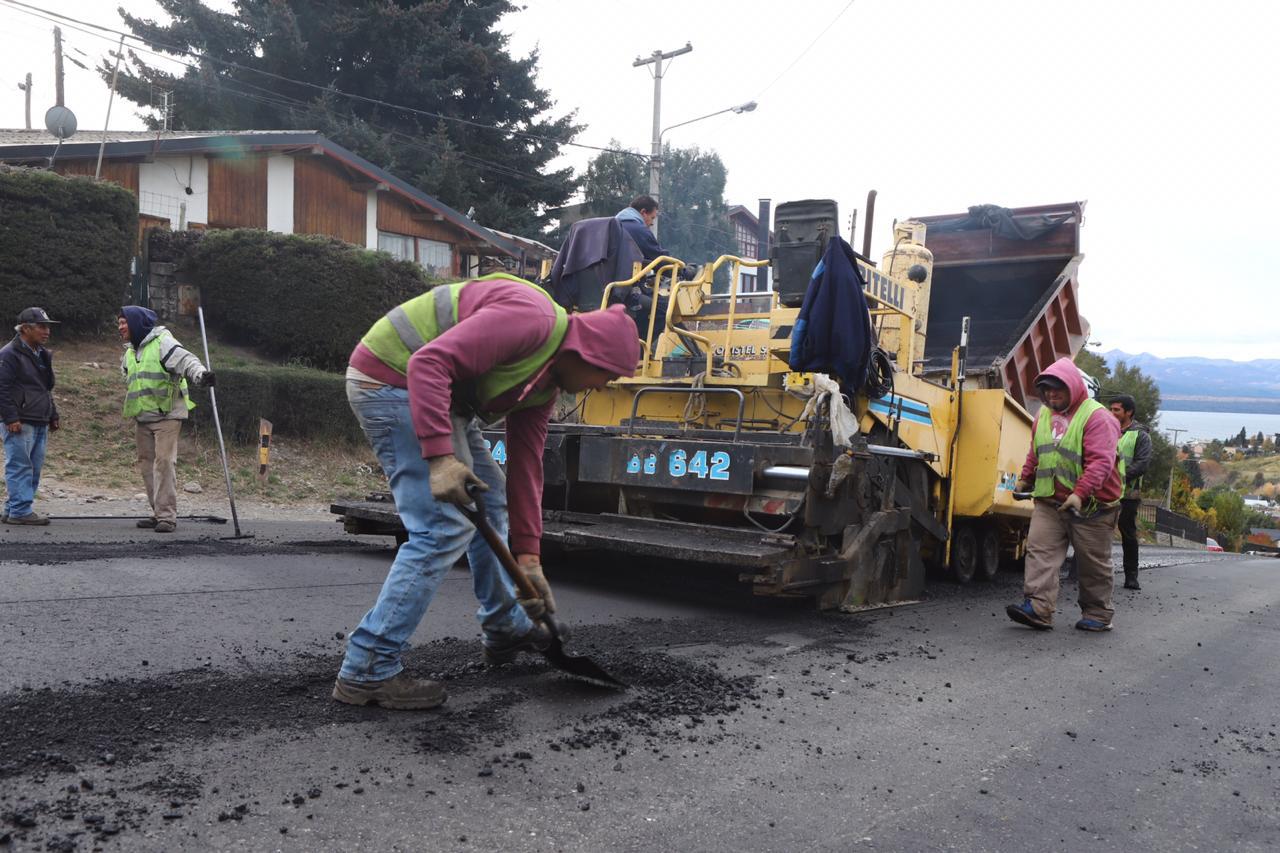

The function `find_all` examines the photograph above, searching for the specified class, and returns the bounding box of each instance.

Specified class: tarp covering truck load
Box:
[333,199,1091,608]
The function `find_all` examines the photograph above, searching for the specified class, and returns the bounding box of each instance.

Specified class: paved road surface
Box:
[1,518,1277,851]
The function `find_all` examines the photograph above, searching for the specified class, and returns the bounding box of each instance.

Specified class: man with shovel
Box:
[118,307,214,533]
[334,274,639,710]
[1006,357,1122,632]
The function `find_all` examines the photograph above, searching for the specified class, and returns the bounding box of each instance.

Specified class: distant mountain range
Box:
[1103,350,1280,413]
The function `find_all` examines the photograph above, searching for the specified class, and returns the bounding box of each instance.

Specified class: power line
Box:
[0,0,641,159]
[0,4,577,196]
[754,0,856,99]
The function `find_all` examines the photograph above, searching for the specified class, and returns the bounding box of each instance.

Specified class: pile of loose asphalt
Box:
[0,536,1256,850]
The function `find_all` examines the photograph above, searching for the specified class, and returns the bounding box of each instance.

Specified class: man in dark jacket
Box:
[615,195,667,262]
[0,307,61,525]
[1109,395,1153,590]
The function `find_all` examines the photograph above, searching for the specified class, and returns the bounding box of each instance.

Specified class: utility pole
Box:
[53,26,64,108]
[18,73,32,129]
[634,41,691,237]
[1164,427,1187,508]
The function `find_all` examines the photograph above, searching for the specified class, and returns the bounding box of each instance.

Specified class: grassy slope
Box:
[34,333,386,505]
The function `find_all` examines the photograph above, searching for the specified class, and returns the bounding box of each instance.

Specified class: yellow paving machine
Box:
[334,198,1091,609]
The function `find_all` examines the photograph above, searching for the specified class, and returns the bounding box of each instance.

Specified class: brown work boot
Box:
[332,673,447,710]
[153,520,176,533]
[137,517,158,529]
[4,512,50,526]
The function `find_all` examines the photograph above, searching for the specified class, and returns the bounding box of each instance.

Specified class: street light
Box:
[647,100,757,238]
[1165,427,1187,508]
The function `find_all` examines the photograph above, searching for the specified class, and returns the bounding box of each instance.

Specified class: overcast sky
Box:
[2,0,1276,361]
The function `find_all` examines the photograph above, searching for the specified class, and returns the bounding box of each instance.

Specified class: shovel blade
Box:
[541,637,627,689]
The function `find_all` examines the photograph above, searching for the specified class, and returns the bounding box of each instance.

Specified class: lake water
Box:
[1155,410,1280,443]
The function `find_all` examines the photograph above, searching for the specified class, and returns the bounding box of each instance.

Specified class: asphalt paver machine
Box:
[334,199,1091,609]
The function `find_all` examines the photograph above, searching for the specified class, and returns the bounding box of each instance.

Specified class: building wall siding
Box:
[139,157,208,225]
[208,156,268,228]
[54,160,139,195]
[293,155,365,245]
[377,193,462,245]
[266,155,294,234]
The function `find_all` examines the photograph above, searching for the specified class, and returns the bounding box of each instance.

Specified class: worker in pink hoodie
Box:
[1007,356,1122,633]
[334,274,640,709]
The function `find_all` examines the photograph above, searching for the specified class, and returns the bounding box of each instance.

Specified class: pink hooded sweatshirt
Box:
[349,279,640,555]
[1019,356,1122,505]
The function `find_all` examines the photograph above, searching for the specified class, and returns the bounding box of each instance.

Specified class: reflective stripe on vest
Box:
[1032,398,1118,513]
[1117,429,1138,499]
[360,273,569,419]
[122,337,194,418]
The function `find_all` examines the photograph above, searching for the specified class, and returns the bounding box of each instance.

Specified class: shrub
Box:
[187,364,361,446]
[148,226,206,264]
[184,229,435,371]
[0,165,136,333]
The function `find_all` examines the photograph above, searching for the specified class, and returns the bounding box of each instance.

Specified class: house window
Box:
[378,231,414,262]
[417,238,454,278]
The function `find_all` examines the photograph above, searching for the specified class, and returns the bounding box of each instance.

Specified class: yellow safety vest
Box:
[1032,398,1118,514]
[122,336,194,418]
[360,274,569,421]
[1116,429,1139,499]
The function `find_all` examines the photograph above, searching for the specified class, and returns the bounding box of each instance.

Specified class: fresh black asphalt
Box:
[1,518,1276,851]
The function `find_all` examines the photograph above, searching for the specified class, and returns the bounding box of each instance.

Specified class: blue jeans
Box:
[3,423,48,519]
[339,383,534,682]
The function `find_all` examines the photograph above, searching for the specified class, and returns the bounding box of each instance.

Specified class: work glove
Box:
[199,371,216,388]
[429,454,486,505]
[516,560,557,620]
[1015,479,1033,494]
[1059,493,1083,515]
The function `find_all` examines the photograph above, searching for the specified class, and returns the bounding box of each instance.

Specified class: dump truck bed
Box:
[915,202,1089,412]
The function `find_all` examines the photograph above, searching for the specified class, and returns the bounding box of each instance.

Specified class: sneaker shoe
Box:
[483,622,553,666]
[153,520,176,533]
[1123,580,1141,591]
[137,517,158,529]
[3,512,50,526]
[332,673,447,710]
[1005,599,1053,630]
[1075,618,1113,632]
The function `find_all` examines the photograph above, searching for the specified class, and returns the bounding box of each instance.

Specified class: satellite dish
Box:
[44,105,77,139]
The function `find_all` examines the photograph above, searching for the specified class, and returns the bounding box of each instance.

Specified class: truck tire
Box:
[977,527,1001,581]
[951,525,977,584]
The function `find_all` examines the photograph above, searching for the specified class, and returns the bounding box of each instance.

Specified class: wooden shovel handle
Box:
[460,486,541,603]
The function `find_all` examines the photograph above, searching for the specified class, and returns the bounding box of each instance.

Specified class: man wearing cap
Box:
[119,306,215,534]
[1109,394,1152,590]
[1007,356,1122,632]
[333,274,640,710]
[0,308,61,525]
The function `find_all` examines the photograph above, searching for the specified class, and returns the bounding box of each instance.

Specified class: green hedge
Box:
[188,364,362,446]
[0,165,137,333]
[184,229,435,371]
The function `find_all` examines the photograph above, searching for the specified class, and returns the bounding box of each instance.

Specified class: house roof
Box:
[727,204,774,241]
[0,129,527,259]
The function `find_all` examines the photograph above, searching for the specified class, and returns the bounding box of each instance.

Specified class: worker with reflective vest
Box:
[334,273,640,710]
[1006,357,1122,633]
[119,306,214,534]
[1109,394,1152,590]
